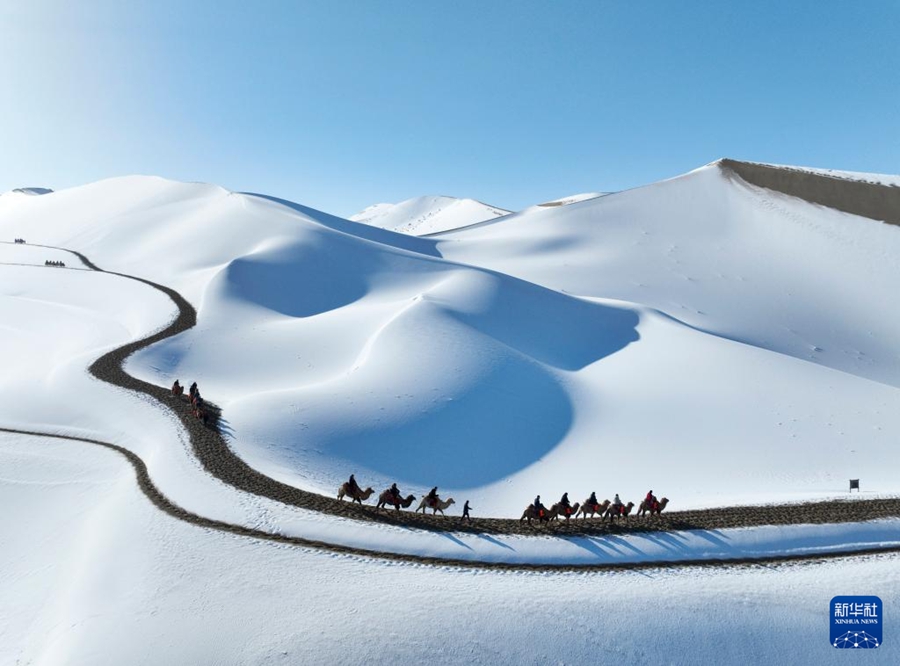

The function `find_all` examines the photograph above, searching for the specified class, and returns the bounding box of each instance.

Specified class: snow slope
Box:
[537,192,607,206]
[1,166,899,519]
[1,253,896,570]
[437,162,900,387]
[2,162,900,664]
[351,195,510,235]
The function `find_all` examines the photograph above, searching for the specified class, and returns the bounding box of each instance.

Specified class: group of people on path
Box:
[347,474,472,519]
[44,260,65,267]
[534,490,660,517]
[14,238,26,244]
[345,473,662,521]
[171,380,210,426]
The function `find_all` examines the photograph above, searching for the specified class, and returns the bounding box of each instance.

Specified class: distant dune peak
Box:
[351,195,510,236]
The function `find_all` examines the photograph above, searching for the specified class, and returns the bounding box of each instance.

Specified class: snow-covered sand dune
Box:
[437,160,900,386]
[351,194,510,235]
[537,192,607,207]
[2,162,899,519]
[2,160,899,663]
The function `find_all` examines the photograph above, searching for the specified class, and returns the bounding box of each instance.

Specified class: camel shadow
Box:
[560,536,619,558]
[638,531,692,554]
[604,535,647,557]
[215,415,236,439]
[476,534,516,551]
[692,529,731,550]
[438,531,473,551]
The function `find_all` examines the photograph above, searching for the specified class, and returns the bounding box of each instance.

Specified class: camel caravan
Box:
[339,476,459,516]
[170,379,214,427]
[520,491,667,524]
[337,474,669,525]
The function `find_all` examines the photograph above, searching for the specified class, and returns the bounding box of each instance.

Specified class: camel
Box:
[415,496,455,515]
[576,499,611,519]
[376,490,416,510]
[520,503,550,524]
[548,501,581,522]
[604,501,635,520]
[636,497,669,517]
[337,482,375,504]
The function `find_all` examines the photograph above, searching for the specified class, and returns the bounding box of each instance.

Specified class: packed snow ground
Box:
[1,432,898,665]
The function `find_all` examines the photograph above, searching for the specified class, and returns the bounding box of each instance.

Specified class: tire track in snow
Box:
[3,242,900,570]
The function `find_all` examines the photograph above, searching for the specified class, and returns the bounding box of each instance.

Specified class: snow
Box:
[436,164,900,385]
[6,256,887,568]
[537,192,607,206]
[1,160,899,662]
[2,167,899,516]
[2,433,899,665]
[133,166,900,515]
[351,195,510,235]
[2,167,898,515]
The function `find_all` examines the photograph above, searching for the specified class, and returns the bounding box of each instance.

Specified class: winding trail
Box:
[3,241,900,570]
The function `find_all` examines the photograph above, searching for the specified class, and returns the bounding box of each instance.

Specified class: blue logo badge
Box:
[831,596,882,649]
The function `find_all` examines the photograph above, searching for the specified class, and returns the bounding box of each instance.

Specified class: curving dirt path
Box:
[3,241,900,570]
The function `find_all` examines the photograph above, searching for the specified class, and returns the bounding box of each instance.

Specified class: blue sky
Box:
[1,1,898,216]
